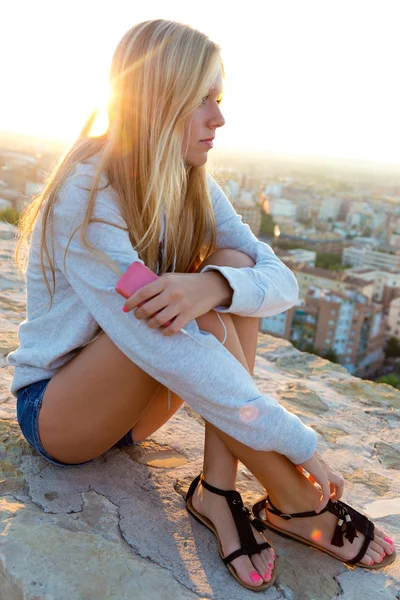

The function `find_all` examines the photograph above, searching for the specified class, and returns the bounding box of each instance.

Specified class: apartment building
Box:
[319,197,343,221]
[343,246,400,271]
[275,248,316,267]
[345,267,400,308]
[260,286,386,377]
[232,202,261,236]
[279,231,346,254]
[285,262,374,300]
[387,297,400,338]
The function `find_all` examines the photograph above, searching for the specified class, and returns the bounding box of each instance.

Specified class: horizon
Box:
[2,128,400,174]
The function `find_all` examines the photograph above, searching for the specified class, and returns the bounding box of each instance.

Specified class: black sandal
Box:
[251,494,396,569]
[185,473,277,591]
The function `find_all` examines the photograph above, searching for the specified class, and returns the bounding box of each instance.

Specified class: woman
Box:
[7,19,395,592]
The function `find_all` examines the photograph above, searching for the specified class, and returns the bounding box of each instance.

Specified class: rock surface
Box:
[0,228,399,599]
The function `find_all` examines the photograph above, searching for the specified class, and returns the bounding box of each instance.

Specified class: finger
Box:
[162,314,187,336]
[329,474,344,502]
[148,308,178,330]
[124,278,166,311]
[315,474,331,513]
[132,292,169,320]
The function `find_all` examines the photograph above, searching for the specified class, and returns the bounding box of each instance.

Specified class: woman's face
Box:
[183,65,225,167]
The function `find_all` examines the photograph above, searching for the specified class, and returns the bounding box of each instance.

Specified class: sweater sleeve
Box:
[49,173,317,465]
[199,173,299,318]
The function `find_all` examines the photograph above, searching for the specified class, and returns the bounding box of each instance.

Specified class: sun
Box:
[88,81,112,138]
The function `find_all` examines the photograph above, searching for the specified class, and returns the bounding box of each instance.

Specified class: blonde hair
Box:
[14,19,224,310]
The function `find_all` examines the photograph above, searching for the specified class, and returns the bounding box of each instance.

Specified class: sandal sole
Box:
[252,496,396,570]
[186,496,277,591]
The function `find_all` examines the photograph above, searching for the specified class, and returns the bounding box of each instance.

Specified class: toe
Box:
[366,546,382,565]
[230,556,264,588]
[250,552,271,583]
[263,547,275,571]
[360,552,376,567]
[370,539,387,558]
[374,528,395,554]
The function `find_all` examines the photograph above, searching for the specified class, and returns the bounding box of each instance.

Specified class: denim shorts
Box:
[16,378,138,468]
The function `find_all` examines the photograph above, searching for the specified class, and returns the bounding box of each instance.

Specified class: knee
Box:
[198,248,255,271]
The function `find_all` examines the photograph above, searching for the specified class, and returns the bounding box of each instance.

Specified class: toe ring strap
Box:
[346,535,372,566]
[223,541,271,565]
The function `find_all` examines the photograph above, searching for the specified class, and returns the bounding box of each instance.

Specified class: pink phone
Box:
[115,262,173,326]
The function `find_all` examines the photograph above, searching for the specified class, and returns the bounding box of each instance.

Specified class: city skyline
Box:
[2,0,400,165]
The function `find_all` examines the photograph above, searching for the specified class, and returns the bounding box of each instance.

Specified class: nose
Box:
[216,106,226,128]
[209,105,225,129]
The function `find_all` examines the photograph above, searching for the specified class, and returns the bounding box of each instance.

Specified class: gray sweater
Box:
[7,157,317,464]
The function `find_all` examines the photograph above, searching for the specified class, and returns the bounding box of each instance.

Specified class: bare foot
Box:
[263,485,395,567]
[191,478,276,588]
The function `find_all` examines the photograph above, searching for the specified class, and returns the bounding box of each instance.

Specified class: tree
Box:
[323,348,339,363]
[384,337,400,358]
[304,343,318,355]
[0,208,20,226]
[259,210,276,236]
[376,374,400,390]
[316,252,343,270]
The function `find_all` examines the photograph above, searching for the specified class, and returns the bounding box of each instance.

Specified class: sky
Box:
[2,0,400,164]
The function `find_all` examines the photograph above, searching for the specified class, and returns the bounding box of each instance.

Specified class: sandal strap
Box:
[346,535,372,565]
[223,541,271,565]
[266,495,330,520]
[187,473,272,566]
[264,495,375,556]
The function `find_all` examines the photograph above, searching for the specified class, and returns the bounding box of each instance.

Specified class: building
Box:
[296,201,312,222]
[319,197,343,221]
[0,198,13,211]
[342,246,400,271]
[387,297,400,338]
[286,249,316,267]
[231,200,261,236]
[269,198,297,219]
[275,248,316,267]
[223,179,240,203]
[285,262,374,300]
[345,267,400,308]
[265,183,282,198]
[260,286,386,377]
[278,230,346,254]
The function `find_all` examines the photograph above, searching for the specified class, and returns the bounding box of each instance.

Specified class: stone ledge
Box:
[0,231,399,599]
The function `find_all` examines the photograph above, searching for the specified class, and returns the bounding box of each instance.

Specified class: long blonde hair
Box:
[14,19,224,310]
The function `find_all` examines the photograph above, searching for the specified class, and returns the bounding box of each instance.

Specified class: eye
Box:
[201,95,223,105]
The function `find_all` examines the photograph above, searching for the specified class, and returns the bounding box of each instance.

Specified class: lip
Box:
[200,140,213,149]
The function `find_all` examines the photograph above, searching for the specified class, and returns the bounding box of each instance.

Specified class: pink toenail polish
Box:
[383,552,386,557]
[378,557,382,563]
[264,573,271,580]
[384,536,393,544]
[250,572,263,582]
[370,559,374,565]
[268,563,273,567]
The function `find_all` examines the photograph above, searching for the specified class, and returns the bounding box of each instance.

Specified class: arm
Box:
[200,174,299,317]
[50,171,316,464]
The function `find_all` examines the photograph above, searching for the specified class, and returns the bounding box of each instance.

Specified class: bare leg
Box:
[190,309,394,576]
[38,249,394,570]
[131,250,394,576]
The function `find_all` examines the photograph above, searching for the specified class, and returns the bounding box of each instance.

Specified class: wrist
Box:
[201,270,233,308]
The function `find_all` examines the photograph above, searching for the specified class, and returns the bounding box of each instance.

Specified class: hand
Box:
[297,451,345,514]
[122,271,230,335]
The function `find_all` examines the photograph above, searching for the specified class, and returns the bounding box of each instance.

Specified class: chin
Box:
[185,154,208,168]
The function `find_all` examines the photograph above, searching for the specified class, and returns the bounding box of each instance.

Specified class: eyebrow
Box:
[209,86,224,99]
